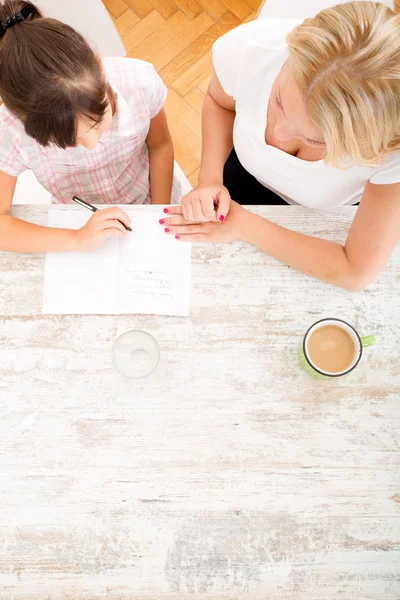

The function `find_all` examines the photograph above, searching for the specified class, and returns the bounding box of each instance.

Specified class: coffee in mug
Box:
[307,324,356,374]
[299,318,376,379]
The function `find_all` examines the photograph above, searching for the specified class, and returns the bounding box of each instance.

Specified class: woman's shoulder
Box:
[214,18,302,53]
[212,19,301,99]
[370,151,400,185]
[101,57,161,93]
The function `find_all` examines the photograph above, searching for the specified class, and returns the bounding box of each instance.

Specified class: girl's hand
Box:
[161,200,246,243]
[74,207,131,251]
[180,182,231,223]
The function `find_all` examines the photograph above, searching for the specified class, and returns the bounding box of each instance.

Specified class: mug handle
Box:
[361,335,376,348]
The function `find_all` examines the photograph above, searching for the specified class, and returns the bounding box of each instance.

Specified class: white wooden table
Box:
[1,205,399,600]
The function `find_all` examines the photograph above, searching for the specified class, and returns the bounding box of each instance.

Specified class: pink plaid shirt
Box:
[0,57,181,205]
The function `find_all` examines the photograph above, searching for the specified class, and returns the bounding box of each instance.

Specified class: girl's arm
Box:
[146,108,174,205]
[0,170,131,253]
[163,181,400,290]
[0,170,75,252]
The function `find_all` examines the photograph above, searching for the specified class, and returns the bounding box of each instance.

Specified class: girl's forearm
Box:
[148,141,174,205]
[240,211,362,290]
[198,93,235,184]
[0,215,77,253]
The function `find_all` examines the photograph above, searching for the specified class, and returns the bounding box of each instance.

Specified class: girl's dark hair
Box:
[0,0,111,148]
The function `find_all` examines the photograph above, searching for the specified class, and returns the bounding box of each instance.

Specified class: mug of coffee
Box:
[298,318,376,379]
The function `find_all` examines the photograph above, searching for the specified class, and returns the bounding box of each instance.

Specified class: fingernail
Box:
[159,219,165,224]
[219,215,225,222]
[163,208,169,214]
[175,235,180,240]
[165,228,170,233]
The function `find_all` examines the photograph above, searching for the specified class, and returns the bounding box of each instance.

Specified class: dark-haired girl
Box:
[0,1,180,253]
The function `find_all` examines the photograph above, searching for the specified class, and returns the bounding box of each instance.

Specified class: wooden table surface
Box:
[1,205,399,600]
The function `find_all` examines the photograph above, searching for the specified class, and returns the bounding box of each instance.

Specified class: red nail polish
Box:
[219,215,225,222]
[175,235,180,240]
[165,228,170,233]
[163,208,169,214]
[159,219,165,224]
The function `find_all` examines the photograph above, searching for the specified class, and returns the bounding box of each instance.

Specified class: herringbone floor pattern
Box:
[104,0,400,187]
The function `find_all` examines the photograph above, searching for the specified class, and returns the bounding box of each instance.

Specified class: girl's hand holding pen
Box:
[74,207,132,251]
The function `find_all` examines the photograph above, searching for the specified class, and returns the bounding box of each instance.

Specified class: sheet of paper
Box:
[116,212,191,316]
[43,208,191,316]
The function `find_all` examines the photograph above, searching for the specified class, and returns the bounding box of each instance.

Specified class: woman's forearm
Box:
[240,211,362,290]
[148,141,174,205]
[0,215,77,253]
[199,93,235,184]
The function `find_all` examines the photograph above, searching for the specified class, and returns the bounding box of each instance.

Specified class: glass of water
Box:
[112,330,160,378]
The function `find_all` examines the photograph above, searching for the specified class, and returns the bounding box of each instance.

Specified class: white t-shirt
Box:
[212,20,400,207]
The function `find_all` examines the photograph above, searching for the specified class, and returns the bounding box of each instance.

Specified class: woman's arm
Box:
[146,108,174,205]
[163,181,400,290]
[0,170,130,253]
[239,182,400,289]
[178,70,235,222]
[198,69,236,185]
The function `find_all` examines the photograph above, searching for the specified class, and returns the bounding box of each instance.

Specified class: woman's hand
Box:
[161,200,246,243]
[74,207,131,251]
[180,182,231,223]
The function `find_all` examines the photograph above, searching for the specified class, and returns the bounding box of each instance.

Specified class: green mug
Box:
[298,318,376,379]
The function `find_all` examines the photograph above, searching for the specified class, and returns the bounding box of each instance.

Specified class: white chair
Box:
[13,0,191,203]
[35,0,126,57]
[14,170,52,204]
[258,0,394,20]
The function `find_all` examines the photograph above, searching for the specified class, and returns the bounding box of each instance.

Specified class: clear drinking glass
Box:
[112,330,160,378]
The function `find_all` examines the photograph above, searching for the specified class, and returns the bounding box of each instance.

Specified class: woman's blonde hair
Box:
[287,1,400,167]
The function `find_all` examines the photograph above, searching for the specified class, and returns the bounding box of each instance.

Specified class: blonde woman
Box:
[162,2,400,290]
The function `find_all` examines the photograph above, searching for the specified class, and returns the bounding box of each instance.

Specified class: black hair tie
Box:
[0,9,31,33]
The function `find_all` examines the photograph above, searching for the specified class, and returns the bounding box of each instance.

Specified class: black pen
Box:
[72,195,132,232]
